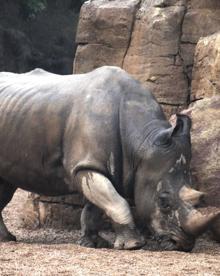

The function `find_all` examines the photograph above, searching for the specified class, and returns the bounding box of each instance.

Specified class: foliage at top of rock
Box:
[20,0,87,19]
[0,0,84,74]
[20,0,47,19]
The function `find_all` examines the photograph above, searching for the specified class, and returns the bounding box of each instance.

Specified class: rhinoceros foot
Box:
[114,224,145,250]
[78,234,110,248]
[0,232,16,242]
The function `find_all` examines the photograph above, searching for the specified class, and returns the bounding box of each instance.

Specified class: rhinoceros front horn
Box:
[182,209,220,236]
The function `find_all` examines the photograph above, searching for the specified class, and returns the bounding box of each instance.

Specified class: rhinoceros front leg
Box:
[76,171,145,249]
[78,202,110,248]
[0,180,17,242]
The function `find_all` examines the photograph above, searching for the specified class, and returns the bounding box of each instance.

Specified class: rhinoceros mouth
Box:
[168,224,196,252]
[170,233,195,252]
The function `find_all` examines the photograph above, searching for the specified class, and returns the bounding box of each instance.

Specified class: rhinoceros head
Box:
[134,114,220,251]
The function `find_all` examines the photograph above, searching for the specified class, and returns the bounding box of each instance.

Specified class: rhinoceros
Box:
[0,66,219,251]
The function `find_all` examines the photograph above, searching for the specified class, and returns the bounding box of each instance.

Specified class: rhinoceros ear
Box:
[154,114,191,146]
[172,114,192,137]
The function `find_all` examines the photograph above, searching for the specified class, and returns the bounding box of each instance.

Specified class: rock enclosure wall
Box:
[73,0,220,115]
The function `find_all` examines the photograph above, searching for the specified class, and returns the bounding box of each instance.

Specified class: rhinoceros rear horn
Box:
[182,209,220,236]
[179,186,205,206]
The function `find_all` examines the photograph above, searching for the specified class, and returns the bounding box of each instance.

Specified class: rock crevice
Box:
[122,0,142,68]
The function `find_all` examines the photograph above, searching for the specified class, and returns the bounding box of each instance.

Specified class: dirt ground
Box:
[0,190,219,276]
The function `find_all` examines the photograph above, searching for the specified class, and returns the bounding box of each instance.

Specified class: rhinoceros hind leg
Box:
[78,203,110,248]
[0,180,17,242]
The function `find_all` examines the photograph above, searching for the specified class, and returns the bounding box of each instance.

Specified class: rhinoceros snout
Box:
[171,233,195,252]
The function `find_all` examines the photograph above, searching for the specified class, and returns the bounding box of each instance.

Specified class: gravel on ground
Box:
[0,189,219,276]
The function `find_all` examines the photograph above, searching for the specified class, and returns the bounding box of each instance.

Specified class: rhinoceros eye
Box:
[159,193,171,212]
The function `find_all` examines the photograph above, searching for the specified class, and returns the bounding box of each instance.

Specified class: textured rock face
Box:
[191,33,220,101]
[123,1,187,105]
[73,0,139,72]
[74,0,188,114]
[190,97,220,240]
[73,0,220,115]
[76,0,188,106]
[180,0,220,81]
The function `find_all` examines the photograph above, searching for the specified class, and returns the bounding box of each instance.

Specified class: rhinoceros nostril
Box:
[195,194,206,208]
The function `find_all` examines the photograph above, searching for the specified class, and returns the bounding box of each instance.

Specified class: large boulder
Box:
[191,32,220,101]
[180,0,220,81]
[73,0,140,72]
[74,0,188,115]
[191,97,220,241]
[182,4,220,44]
[122,1,187,105]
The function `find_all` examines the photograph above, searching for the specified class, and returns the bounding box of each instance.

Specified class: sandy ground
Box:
[0,189,219,276]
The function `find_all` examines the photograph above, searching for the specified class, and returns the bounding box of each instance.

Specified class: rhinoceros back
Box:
[0,67,129,195]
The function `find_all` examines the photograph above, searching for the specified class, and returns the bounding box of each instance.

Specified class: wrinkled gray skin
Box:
[0,66,217,251]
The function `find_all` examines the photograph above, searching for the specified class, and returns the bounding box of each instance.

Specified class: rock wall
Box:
[73,0,220,115]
